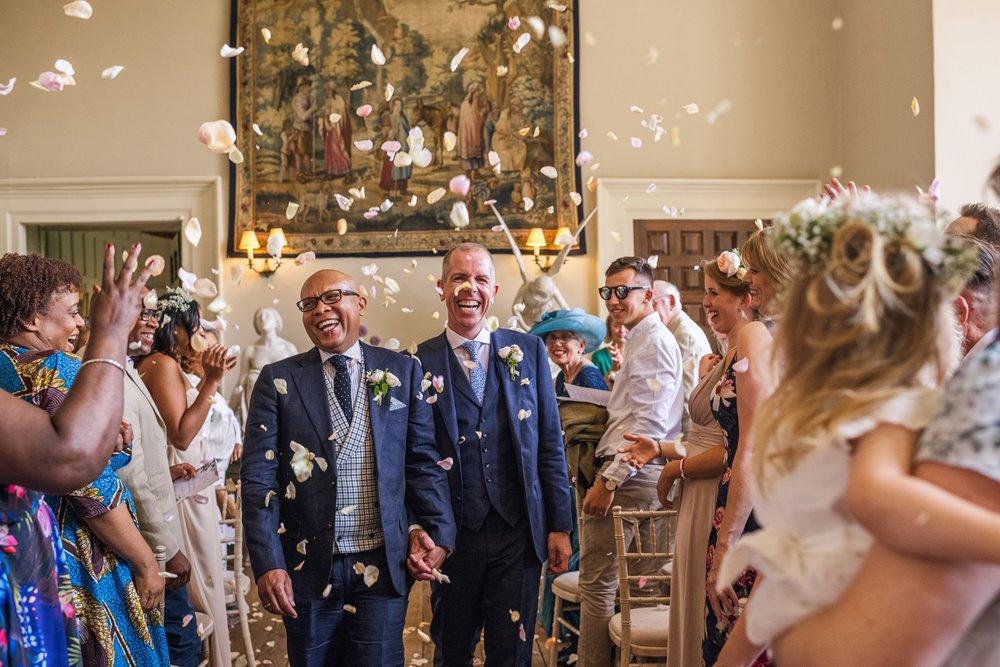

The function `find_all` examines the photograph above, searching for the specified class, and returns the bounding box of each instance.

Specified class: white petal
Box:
[286,202,300,219]
[450,47,469,72]
[353,139,374,152]
[443,131,457,151]
[371,44,386,66]
[267,234,284,257]
[193,278,218,299]
[526,16,545,37]
[523,197,534,212]
[350,80,372,91]
[230,265,244,286]
[101,66,124,80]
[337,218,348,235]
[292,43,309,67]
[732,357,750,373]
[427,188,446,204]
[630,137,642,148]
[384,82,394,101]
[63,1,93,19]
[411,148,433,168]
[683,102,699,114]
[393,152,412,167]
[221,44,245,58]
[540,166,558,179]
[184,218,202,246]
[363,564,380,587]
[647,254,659,269]
[569,191,582,206]
[496,65,509,77]
[384,277,400,294]
[437,457,454,471]
[548,24,567,47]
[518,409,532,421]
[294,251,317,265]
[450,202,470,228]
[273,378,288,395]
[197,119,237,153]
[513,33,531,53]
[449,175,471,196]
[145,255,165,277]
[261,27,272,43]
[228,146,244,164]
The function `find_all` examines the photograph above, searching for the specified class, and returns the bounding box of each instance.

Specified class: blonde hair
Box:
[753,209,962,495]
[742,227,793,291]
[702,258,752,298]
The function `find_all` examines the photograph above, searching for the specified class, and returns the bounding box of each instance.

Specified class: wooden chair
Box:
[608,507,676,667]
[220,480,256,667]
[544,570,581,666]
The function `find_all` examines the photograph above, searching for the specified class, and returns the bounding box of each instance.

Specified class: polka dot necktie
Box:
[328,354,353,425]
[461,340,486,404]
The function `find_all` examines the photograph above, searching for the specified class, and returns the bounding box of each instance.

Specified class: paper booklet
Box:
[172,460,219,501]
[560,383,612,407]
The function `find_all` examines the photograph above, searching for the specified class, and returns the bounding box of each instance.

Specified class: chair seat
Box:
[552,570,581,603]
[609,606,669,656]
[195,611,215,639]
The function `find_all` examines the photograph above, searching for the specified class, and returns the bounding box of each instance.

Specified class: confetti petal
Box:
[371,44,386,66]
[575,150,593,166]
[292,43,309,67]
[450,202,470,228]
[450,47,469,72]
[193,278,217,299]
[286,202,300,219]
[197,120,237,154]
[101,66,125,80]
[683,103,699,114]
[184,218,202,246]
[221,44,245,58]
[449,175,471,196]
[146,255,165,277]
[363,564,380,587]
[513,33,531,53]
[343,604,357,614]
[273,378,288,395]
[540,166,558,179]
[630,137,643,148]
[647,255,659,269]
[285,482,296,499]
[296,539,308,555]
[337,218,348,235]
[510,609,521,622]
[228,146,244,164]
[0,78,14,96]
[295,251,317,265]
[350,80,372,91]
[357,104,373,118]
[417,629,431,643]
[230,265,244,286]
[385,82,394,102]
[63,1,93,19]
[261,27,272,43]
[437,457,454,471]
[911,96,920,116]
[518,409,532,421]
[732,357,749,373]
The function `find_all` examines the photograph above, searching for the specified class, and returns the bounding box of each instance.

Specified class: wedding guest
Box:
[577,257,683,667]
[714,194,993,666]
[652,279,713,431]
[590,316,627,386]
[196,325,243,479]
[701,234,789,666]
[528,308,608,396]
[952,236,998,356]
[0,244,152,667]
[619,253,750,667]
[417,243,572,666]
[946,201,1000,245]
[0,252,168,666]
[242,270,455,666]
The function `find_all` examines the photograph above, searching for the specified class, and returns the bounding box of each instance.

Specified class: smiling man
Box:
[241,269,455,667]
[416,242,573,666]
[577,256,684,667]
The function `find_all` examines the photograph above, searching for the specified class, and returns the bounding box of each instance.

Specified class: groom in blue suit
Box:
[242,269,456,667]
[415,243,573,666]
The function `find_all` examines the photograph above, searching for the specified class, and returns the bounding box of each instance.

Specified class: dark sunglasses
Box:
[139,308,157,321]
[296,289,360,312]
[598,285,649,301]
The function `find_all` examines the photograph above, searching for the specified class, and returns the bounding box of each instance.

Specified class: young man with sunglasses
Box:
[577,257,685,667]
[240,269,455,667]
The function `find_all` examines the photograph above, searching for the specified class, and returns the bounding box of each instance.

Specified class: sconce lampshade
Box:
[554,226,573,247]
[267,227,288,249]
[525,227,547,249]
[239,230,260,251]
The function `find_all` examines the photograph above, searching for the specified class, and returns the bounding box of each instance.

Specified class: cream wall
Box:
[0,0,937,357]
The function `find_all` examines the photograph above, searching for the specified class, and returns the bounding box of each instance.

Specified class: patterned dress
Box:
[0,345,169,666]
[704,353,768,667]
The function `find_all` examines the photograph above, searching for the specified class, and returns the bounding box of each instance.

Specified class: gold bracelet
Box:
[80,357,126,373]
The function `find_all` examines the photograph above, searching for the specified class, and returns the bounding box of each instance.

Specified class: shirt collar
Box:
[318,340,363,364]
[445,325,492,350]
[625,312,662,341]
[666,311,683,334]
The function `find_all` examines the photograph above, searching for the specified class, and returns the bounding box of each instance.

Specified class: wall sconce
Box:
[523,226,576,271]
[238,227,287,278]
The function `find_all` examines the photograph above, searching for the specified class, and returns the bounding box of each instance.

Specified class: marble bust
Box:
[231,307,299,426]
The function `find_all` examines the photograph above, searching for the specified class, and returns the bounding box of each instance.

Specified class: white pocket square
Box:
[389,396,407,411]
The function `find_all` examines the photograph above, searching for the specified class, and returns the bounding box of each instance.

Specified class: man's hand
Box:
[546,532,571,575]
[164,550,192,589]
[116,420,134,454]
[257,569,297,618]
[407,529,447,581]
[169,463,197,481]
[583,482,615,517]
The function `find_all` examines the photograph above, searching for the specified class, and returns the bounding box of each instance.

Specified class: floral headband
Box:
[156,286,194,314]
[770,194,977,292]
[717,249,748,280]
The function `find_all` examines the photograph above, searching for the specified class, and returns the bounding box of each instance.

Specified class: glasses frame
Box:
[296,289,361,312]
[598,285,650,301]
[139,308,157,321]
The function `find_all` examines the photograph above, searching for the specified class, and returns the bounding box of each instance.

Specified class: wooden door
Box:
[634,218,761,330]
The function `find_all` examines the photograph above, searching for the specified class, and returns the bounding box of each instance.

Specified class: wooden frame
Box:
[230,0,582,257]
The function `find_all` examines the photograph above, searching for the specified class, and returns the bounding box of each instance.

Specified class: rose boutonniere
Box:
[366,368,400,405]
[497,344,524,381]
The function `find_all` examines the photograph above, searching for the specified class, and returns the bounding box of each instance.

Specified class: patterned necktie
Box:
[328,354,354,425]
[461,340,486,404]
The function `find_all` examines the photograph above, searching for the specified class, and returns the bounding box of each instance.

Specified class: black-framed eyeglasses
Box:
[598,285,649,301]
[296,289,360,312]
[139,308,157,321]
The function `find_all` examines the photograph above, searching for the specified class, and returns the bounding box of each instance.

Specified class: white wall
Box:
[0,0,941,357]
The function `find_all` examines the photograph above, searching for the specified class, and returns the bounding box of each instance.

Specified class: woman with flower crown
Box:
[712,193,1000,667]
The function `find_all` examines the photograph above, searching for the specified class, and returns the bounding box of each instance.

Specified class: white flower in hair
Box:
[717,250,744,278]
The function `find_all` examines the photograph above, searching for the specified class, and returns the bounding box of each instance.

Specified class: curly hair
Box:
[0,253,83,340]
[151,294,201,360]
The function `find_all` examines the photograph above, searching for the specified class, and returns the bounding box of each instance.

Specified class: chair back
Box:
[221,480,256,667]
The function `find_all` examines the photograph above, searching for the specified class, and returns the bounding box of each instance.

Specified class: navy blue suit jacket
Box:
[415,329,573,562]
[241,343,456,598]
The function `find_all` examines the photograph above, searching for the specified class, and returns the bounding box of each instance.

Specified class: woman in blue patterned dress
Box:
[0,252,168,666]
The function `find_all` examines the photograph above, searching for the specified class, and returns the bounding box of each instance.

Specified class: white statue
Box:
[490,204,597,331]
[231,307,299,426]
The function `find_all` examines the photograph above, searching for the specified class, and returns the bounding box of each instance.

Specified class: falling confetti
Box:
[286,202,300,219]
[101,66,125,80]
[540,166,558,179]
[437,457,454,471]
[273,378,288,395]
[197,120,237,154]
[363,564,380,587]
[911,96,920,116]
[261,27,272,43]
[450,48,470,72]
[371,44,386,66]
[343,604,357,614]
[220,44,244,58]
[337,218,348,235]
[683,103,699,114]
[183,218,202,246]
[292,43,309,66]
[518,409,532,421]
[630,137,642,149]
[449,175,471,196]
[831,17,844,30]
[509,610,521,623]
[450,202,470,228]
[513,33,531,53]
[63,1,93,19]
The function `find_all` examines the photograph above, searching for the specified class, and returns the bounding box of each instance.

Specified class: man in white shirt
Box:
[578,257,684,667]
[652,279,712,431]
[946,206,1000,358]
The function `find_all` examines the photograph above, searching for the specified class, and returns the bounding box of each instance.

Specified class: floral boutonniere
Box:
[497,345,524,381]
[366,368,400,405]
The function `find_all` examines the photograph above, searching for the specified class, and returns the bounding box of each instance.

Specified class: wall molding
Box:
[594,177,821,283]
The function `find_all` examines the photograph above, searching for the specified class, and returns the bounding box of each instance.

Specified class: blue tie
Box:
[328,354,354,425]
[461,340,486,404]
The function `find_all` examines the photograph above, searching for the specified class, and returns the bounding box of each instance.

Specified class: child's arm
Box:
[847,422,1000,563]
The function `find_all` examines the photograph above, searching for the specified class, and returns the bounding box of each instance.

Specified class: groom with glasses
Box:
[577,256,684,667]
[241,269,455,667]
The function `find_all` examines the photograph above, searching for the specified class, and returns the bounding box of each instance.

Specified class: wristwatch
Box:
[604,477,618,492]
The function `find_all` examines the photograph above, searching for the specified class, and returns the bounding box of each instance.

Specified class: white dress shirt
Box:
[598,312,684,486]
[445,326,492,381]
[318,340,364,401]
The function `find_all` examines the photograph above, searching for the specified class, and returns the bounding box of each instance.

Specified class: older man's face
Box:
[300,270,366,354]
[439,248,498,338]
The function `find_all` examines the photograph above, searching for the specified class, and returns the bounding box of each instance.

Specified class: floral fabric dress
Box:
[704,353,769,667]
[0,345,168,666]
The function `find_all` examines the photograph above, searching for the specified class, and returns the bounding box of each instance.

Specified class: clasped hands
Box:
[407,528,449,581]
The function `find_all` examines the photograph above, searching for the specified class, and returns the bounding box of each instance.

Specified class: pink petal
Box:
[357,104,373,118]
[507,16,521,30]
[36,72,64,92]
[380,140,402,154]
[437,457,454,471]
[449,175,471,196]
[295,251,316,265]
[732,357,749,373]
[0,78,15,95]
[575,150,593,166]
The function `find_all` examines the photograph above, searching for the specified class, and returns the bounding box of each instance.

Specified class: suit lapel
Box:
[427,332,460,451]
[492,330,526,455]
[360,343,389,460]
[126,364,166,428]
[289,348,334,458]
